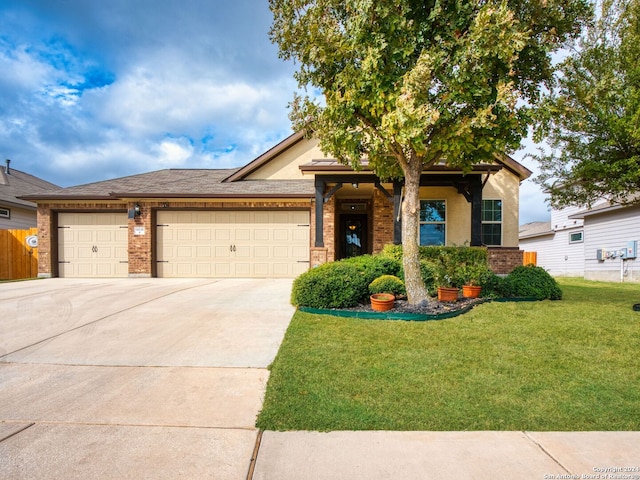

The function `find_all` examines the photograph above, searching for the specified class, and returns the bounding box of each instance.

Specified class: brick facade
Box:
[36,197,523,278]
[487,247,524,275]
[38,200,310,277]
[372,189,394,253]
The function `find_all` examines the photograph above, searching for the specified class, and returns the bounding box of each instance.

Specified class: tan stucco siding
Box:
[482,169,520,247]
[246,138,325,180]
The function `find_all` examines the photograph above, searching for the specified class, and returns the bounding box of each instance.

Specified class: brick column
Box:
[372,189,394,253]
[128,203,153,277]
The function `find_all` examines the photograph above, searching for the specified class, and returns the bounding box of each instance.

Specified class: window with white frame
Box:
[569,230,584,243]
[419,200,446,245]
[0,207,10,219]
[482,199,502,246]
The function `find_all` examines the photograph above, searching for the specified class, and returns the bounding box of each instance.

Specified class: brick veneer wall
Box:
[322,196,336,263]
[372,189,394,253]
[487,247,524,275]
[37,200,311,277]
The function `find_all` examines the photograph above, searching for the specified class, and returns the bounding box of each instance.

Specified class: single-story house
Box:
[519,201,640,282]
[1,159,60,230]
[23,131,531,278]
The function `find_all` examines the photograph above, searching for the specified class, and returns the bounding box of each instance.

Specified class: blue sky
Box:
[0,0,550,224]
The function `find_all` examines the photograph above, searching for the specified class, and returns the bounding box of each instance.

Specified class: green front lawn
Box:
[257,278,640,431]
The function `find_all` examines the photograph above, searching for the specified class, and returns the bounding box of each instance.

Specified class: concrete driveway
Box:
[0,278,295,479]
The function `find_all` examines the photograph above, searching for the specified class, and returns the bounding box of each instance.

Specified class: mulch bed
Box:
[346,295,486,316]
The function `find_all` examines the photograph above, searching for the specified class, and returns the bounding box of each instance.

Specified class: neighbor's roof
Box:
[0,164,60,209]
[21,168,315,201]
[568,195,640,219]
[519,221,553,239]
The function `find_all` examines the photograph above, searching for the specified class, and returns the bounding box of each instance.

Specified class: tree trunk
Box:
[402,160,430,304]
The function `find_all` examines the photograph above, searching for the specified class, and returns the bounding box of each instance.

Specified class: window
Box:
[569,231,584,243]
[420,200,446,245]
[482,199,502,246]
[0,207,10,219]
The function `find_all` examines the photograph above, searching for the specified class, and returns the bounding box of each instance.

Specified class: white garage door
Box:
[156,210,310,278]
[58,213,128,278]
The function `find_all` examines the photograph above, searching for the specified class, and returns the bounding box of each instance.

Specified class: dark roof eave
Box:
[19,194,116,201]
[108,192,314,199]
[21,192,314,202]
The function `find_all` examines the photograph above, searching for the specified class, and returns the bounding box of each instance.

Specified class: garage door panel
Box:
[156,210,310,278]
[292,246,308,259]
[177,229,193,241]
[196,246,211,258]
[215,229,231,241]
[235,228,251,241]
[196,229,211,240]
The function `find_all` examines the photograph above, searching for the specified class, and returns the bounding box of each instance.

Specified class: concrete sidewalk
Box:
[252,430,640,480]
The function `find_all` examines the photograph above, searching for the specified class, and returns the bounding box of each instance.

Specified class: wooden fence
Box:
[523,251,537,266]
[0,228,39,280]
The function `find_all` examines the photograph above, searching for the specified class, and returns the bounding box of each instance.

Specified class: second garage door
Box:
[156,210,310,278]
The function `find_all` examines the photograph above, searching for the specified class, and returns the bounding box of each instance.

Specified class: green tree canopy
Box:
[534,0,640,208]
[270,0,590,303]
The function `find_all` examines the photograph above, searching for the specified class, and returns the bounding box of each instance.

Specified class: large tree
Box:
[534,0,640,208]
[270,0,590,303]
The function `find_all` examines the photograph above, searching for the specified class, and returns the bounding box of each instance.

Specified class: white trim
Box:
[569,230,584,244]
[0,206,10,219]
[482,198,503,246]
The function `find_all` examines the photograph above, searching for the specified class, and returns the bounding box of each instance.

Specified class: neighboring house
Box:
[23,131,532,279]
[0,159,60,229]
[520,201,640,282]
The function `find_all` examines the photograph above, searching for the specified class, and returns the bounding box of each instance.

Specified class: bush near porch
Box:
[290,245,561,308]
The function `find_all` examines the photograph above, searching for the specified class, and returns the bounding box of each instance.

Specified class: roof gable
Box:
[226,131,533,182]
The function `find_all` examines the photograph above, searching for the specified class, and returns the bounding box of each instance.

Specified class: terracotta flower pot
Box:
[370,293,395,312]
[462,285,482,299]
[437,287,459,302]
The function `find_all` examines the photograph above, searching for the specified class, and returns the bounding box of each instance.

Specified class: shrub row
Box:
[291,247,562,308]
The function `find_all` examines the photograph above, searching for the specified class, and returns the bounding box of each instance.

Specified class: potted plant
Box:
[461,263,489,298]
[368,275,404,311]
[370,292,396,311]
[433,262,460,303]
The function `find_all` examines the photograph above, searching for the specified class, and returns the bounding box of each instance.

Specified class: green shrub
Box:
[479,272,506,298]
[502,265,563,300]
[291,262,369,308]
[419,260,439,295]
[340,254,401,286]
[369,275,406,296]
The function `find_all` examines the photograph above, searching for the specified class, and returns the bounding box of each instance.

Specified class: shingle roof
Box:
[519,221,553,239]
[21,168,315,200]
[0,165,60,208]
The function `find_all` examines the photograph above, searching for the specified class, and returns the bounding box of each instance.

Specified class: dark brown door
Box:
[339,214,368,259]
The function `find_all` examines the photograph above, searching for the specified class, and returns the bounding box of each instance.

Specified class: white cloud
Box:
[152,137,194,167]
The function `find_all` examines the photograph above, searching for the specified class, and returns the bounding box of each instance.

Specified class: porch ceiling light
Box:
[351,182,359,189]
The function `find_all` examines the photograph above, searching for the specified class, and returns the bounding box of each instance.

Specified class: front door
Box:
[339,214,368,259]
